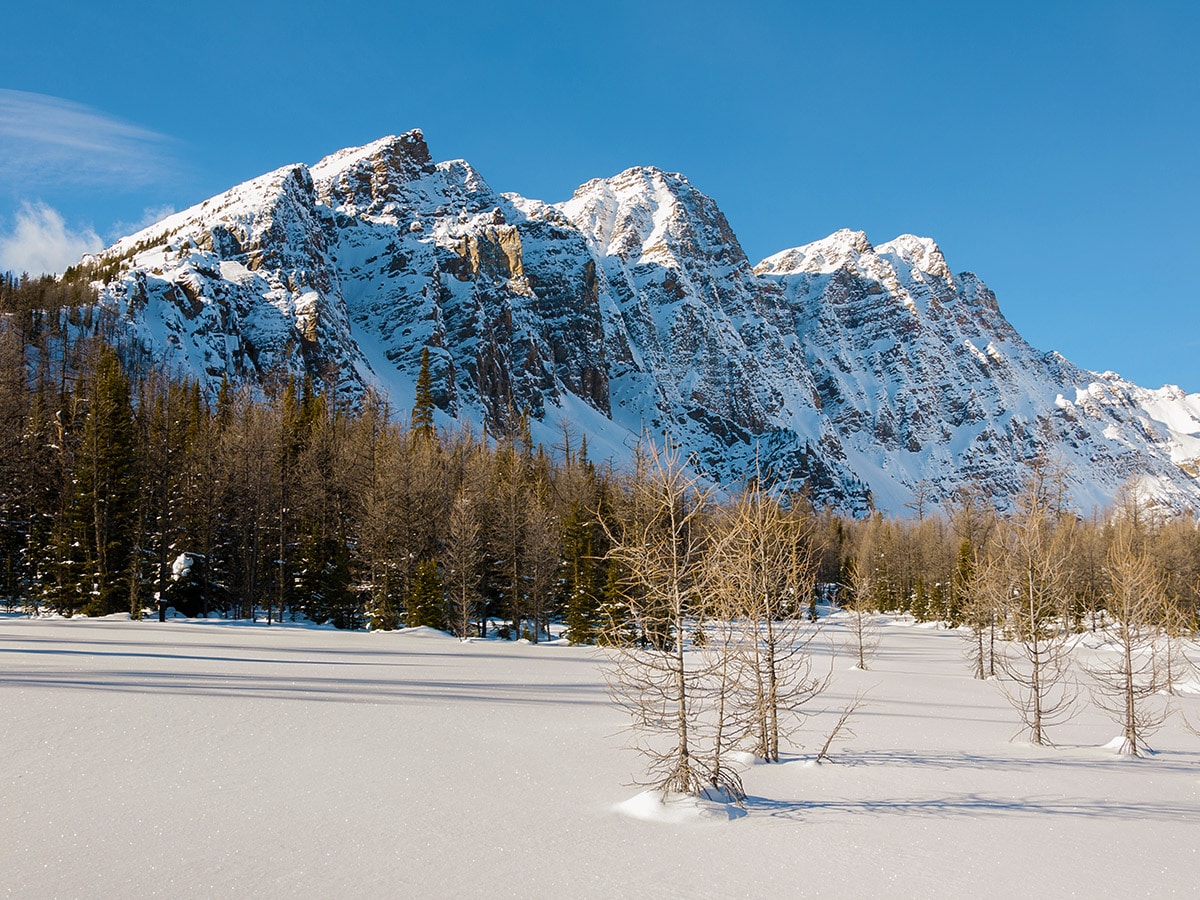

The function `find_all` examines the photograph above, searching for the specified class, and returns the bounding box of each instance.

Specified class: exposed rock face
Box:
[86,130,1200,514]
[103,162,360,393]
[756,230,1200,511]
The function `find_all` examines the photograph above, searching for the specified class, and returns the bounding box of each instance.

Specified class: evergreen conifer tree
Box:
[368,591,400,631]
[293,525,327,623]
[948,538,974,627]
[411,347,436,442]
[406,558,447,630]
[563,501,601,644]
[596,558,636,646]
[75,350,138,616]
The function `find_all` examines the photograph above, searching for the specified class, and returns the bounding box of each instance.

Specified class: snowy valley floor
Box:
[3,614,1199,898]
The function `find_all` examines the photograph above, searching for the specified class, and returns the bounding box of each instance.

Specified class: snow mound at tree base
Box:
[614,789,747,824]
[1100,736,1155,756]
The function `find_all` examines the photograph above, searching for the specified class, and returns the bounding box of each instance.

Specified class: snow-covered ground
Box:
[3,614,1199,898]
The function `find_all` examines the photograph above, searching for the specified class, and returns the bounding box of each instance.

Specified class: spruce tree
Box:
[296,523,339,624]
[948,538,974,626]
[137,377,198,613]
[75,350,138,616]
[563,501,601,644]
[0,333,25,609]
[596,558,636,646]
[411,347,436,442]
[273,376,306,623]
[215,375,233,428]
[368,591,400,631]
[405,559,446,630]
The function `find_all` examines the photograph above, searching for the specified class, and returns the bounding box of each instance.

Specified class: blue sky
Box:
[1,0,1197,390]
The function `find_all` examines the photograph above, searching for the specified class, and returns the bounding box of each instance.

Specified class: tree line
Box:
[3,273,1198,648]
[0,314,617,639]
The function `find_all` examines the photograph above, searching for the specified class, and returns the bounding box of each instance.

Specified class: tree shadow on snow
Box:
[744,792,1200,823]
[0,635,600,667]
[0,668,609,707]
[830,747,1200,777]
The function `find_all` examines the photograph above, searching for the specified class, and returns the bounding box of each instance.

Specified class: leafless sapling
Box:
[601,439,724,798]
[1084,521,1171,755]
[986,463,1078,745]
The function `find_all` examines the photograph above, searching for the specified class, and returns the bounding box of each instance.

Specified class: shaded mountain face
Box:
[87,130,1200,514]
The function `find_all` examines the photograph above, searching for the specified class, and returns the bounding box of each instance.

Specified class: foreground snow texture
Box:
[3,617,1199,897]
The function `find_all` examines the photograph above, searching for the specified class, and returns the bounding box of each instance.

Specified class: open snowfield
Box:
[3,614,1199,898]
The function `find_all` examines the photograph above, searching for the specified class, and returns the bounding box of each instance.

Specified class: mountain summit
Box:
[83,131,1200,514]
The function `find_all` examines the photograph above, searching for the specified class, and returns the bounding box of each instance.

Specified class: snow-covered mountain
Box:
[86,130,1200,514]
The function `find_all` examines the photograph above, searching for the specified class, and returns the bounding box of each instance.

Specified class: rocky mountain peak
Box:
[562,166,681,260]
[875,233,952,281]
[754,228,874,275]
[561,165,750,274]
[311,129,437,217]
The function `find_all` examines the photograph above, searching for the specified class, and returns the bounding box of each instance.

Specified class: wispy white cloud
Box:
[0,202,102,276]
[0,89,178,189]
[106,204,178,242]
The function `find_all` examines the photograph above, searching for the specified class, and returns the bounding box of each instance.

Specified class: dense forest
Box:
[2,271,1199,658]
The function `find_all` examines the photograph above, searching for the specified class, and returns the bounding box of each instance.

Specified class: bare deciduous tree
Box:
[358,428,407,629]
[489,437,528,638]
[705,482,828,766]
[444,486,483,639]
[1157,596,1197,697]
[1084,521,1171,755]
[443,437,491,638]
[986,462,1078,745]
[843,556,881,672]
[905,479,933,523]
[601,439,721,798]
[814,691,869,764]
[522,489,561,642]
[956,538,999,680]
